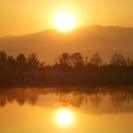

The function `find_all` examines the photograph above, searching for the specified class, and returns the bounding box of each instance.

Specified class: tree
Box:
[110,53,127,66]
[126,57,133,66]
[0,51,7,70]
[90,52,103,66]
[84,56,89,65]
[16,54,27,70]
[58,53,84,68]
[16,54,26,65]
[7,56,16,69]
[58,53,70,66]
[71,53,84,67]
[27,53,39,69]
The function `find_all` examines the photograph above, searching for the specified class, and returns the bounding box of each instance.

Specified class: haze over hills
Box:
[0,25,133,64]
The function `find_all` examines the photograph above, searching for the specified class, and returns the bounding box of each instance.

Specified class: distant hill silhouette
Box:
[0,25,133,63]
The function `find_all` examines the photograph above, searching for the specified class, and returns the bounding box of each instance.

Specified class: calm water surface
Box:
[0,87,133,133]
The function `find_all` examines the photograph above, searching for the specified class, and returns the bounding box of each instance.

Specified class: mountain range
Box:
[0,25,133,64]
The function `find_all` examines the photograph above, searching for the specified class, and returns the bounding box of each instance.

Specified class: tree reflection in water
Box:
[0,87,133,110]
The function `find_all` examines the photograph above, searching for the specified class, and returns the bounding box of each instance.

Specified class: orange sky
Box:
[0,0,133,36]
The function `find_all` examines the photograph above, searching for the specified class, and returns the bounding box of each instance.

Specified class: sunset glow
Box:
[0,0,133,133]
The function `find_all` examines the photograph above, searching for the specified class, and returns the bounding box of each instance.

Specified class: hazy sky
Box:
[0,0,133,36]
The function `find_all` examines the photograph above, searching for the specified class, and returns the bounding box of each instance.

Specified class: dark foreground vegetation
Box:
[0,51,133,87]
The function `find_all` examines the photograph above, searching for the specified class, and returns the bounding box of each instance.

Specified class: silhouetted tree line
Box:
[0,51,133,86]
[0,51,44,71]
[56,52,133,67]
[1,51,133,70]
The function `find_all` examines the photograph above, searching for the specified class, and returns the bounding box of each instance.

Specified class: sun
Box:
[54,12,76,32]
[56,108,73,127]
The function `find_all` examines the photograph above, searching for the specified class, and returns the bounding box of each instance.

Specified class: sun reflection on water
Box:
[55,108,74,127]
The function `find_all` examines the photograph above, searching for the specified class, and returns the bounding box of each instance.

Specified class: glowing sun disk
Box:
[54,12,76,32]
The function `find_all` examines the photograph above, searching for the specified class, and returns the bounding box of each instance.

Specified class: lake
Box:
[0,87,133,133]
